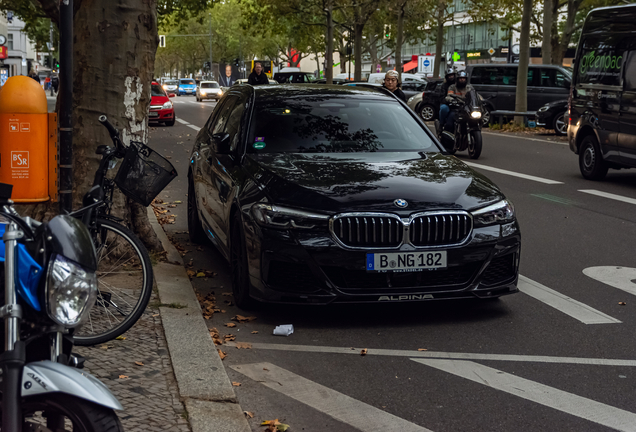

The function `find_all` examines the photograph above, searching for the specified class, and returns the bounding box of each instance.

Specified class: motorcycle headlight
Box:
[162,101,173,109]
[251,204,329,230]
[471,111,482,119]
[46,255,97,327]
[471,199,515,227]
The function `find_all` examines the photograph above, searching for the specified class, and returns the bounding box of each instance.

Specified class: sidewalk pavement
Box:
[75,208,250,432]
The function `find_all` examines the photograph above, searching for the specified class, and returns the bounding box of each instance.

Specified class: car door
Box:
[533,67,571,110]
[618,45,636,165]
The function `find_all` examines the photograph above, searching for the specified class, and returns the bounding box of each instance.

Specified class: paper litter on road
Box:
[273,324,294,336]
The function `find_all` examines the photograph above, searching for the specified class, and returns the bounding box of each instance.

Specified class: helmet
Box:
[456,70,468,89]
[446,67,455,75]
[445,68,456,84]
[457,71,467,78]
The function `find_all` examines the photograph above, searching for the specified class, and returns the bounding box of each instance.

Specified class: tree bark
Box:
[433,0,445,79]
[541,0,553,64]
[325,0,334,84]
[514,0,533,126]
[354,22,363,81]
[554,0,582,65]
[396,2,405,80]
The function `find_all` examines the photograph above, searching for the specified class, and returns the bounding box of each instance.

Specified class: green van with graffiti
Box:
[569,3,636,180]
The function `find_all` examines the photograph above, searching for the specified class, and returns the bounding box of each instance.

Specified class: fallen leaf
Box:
[196,272,206,278]
[417,348,427,351]
[233,314,257,323]
[232,381,241,386]
[261,420,282,426]
[187,270,196,278]
[360,348,368,356]
[152,313,159,317]
[244,411,254,418]
[115,336,126,340]
[225,322,237,328]
[118,375,129,379]
[134,361,144,366]
[263,367,269,371]
[236,342,252,349]
[619,302,627,305]
[217,349,227,360]
[222,292,233,296]
[174,200,182,204]
[251,331,259,334]
[224,334,236,342]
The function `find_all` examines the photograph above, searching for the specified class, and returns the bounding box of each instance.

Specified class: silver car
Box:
[196,81,223,101]
[163,79,178,94]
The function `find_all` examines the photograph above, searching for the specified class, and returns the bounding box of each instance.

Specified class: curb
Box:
[147,207,250,432]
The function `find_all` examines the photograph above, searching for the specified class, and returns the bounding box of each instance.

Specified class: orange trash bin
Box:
[0,76,50,202]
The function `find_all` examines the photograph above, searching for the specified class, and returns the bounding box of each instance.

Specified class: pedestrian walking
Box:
[29,70,40,84]
[247,62,269,86]
[382,70,406,102]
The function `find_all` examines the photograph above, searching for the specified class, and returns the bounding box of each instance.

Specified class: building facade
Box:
[5,15,38,77]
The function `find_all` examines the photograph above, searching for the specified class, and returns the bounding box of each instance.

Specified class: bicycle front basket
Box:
[114,142,178,206]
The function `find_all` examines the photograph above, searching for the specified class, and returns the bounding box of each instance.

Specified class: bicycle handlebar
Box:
[98,115,124,152]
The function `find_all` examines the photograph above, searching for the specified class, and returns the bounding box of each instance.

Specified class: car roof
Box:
[200,81,218,84]
[251,84,395,101]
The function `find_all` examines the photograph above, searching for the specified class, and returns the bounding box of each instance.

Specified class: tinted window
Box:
[248,97,437,153]
[151,84,166,97]
[402,82,427,92]
[576,37,624,86]
[180,79,195,85]
[624,51,636,91]
[211,96,238,135]
[165,80,178,85]
[539,68,570,88]
[201,82,219,88]
[225,99,248,151]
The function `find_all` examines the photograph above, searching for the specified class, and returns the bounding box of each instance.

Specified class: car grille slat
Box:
[333,215,402,248]
[409,213,472,247]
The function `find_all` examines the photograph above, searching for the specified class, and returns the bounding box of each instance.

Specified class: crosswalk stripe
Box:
[232,362,434,432]
[518,275,621,324]
[412,358,636,432]
[465,162,563,184]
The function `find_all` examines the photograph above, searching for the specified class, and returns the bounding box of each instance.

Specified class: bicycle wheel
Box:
[74,218,153,346]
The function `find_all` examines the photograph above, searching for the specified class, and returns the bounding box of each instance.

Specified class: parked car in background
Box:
[536,100,568,136]
[568,3,636,180]
[150,81,175,126]
[273,71,316,83]
[196,81,223,101]
[163,79,179,94]
[407,78,444,121]
[188,84,520,307]
[178,78,197,96]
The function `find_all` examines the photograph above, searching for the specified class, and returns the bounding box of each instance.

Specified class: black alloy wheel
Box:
[188,174,207,244]
[230,213,255,309]
[553,111,567,136]
[579,135,608,180]
[418,104,436,121]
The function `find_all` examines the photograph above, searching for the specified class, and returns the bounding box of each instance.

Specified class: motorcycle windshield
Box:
[467,90,480,110]
[0,224,43,311]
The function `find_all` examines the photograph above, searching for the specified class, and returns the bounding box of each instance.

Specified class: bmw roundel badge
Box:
[394,199,408,208]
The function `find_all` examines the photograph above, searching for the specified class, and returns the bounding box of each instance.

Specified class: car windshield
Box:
[248,97,437,154]
[180,79,195,85]
[201,82,219,88]
[151,84,166,97]
[165,80,177,85]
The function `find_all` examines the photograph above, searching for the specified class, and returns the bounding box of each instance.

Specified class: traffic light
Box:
[53,58,59,69]
[384,25,391,39]
[234,58,240,67]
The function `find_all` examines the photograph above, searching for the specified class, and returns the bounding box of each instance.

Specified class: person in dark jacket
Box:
[382,70,406,102]
[438,68,456,127]
[247,62,269,86]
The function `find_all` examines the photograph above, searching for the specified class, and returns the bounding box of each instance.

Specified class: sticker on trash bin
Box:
[9,122,18,132]
[11,151,29,168]
[273,324,294,336]
[20,123,30,132]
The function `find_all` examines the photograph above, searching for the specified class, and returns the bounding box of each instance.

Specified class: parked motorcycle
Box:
[0,182,123,431]
[437,91,484,159]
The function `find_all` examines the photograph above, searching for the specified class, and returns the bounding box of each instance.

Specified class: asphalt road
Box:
[150,95,636,432]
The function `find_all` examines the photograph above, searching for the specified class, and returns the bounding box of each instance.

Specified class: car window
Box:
[201,82,219,89]
[224,98,248,151]
[180,79,195,85]
[402,82,426,92]
[151,84,166,97]
[624,50,636,91]
[165,80,178,85]
[539,68,570,88]
[470,67,503,85]
[248,97,437,154]
[576,37,624,86]
[210,96,238,135]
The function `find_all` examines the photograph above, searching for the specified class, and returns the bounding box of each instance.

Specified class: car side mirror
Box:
[212,133,231,154]
[169,93,176,98]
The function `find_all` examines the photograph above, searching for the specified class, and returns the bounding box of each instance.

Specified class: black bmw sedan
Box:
[188,84,520,308]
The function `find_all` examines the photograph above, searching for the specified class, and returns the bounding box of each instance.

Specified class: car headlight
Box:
[251,204,329,230]
[471,111,482,119]
[538,106,549,112]
[162,101,173,109]
[162,85,167,90]
[46,255,97,327]
[200,90,207,95]
[471,199,515,227]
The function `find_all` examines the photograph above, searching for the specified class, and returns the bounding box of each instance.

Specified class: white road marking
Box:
[232,362,434,432]
[579,189,636,206]
[175,118,189,124]
[224,342,636,366]
[412,358,636,432]
[187,124,201,131]
[465,162,563,184]
[583,266,636,297]
[518,275,621,324]
[482,131,569,146]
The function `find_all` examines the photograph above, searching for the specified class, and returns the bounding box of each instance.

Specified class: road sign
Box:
[159,35,166,48]
[418,56,434,74]
[423,59,430,67]
[488,47,495,56]
[452,52,460,62]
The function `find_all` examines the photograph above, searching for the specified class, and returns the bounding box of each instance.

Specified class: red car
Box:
[150,81,175,126]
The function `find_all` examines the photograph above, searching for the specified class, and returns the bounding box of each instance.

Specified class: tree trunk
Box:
[72,0,162,251]
[541,0,553,64]
[555,0,582,65]
[354,23,363,81]
[433,0,445,79]
[325,0,334,84]
[514,0,532,126]
[396,2,405,81]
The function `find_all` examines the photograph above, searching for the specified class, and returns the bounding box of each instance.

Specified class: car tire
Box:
[418,104,436,121]
[165,117,175,127]
[188,174,207,244]
[553,111,567,136]
[231,213,256,309]
[579,135,608,180]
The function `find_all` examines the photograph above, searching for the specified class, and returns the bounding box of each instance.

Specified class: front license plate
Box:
[149,111,159,117]
[366,251,447,272]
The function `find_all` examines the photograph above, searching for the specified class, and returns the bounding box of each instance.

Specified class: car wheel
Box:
[579,135,608,180]
[418,104,436,121]
[188,174,207,244]
[553,111,567,136]
[165,117,175,127]
[231,213,255,309]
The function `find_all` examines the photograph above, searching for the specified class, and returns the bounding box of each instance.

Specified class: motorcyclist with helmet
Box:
[438,68,456,128]
[443,70,475,131]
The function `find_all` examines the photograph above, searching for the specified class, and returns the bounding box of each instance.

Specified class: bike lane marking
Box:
[176,118,189,124]
[464,162,564,184]
[578,189,636,206]
[411,358,636,432]
[231,362,434,432]
[583,266,636,297]
[482,131,569,146]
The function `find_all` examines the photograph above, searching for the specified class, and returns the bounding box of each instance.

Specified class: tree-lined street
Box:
[150,97,636,431]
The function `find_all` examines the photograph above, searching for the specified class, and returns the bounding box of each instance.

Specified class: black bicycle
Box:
[71,115,177,346]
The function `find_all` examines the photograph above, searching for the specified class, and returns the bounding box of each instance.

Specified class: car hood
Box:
[151,95,169,105]
[544,99,568,109]
[245,152,504,213]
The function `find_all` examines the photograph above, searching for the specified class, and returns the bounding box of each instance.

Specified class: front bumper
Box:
[179,88,195,95]
[149,108,174,122]
[199,92,222,99]
[243,219,521,304]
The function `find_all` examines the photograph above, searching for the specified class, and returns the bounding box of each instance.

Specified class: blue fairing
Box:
[0,224,43,311]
